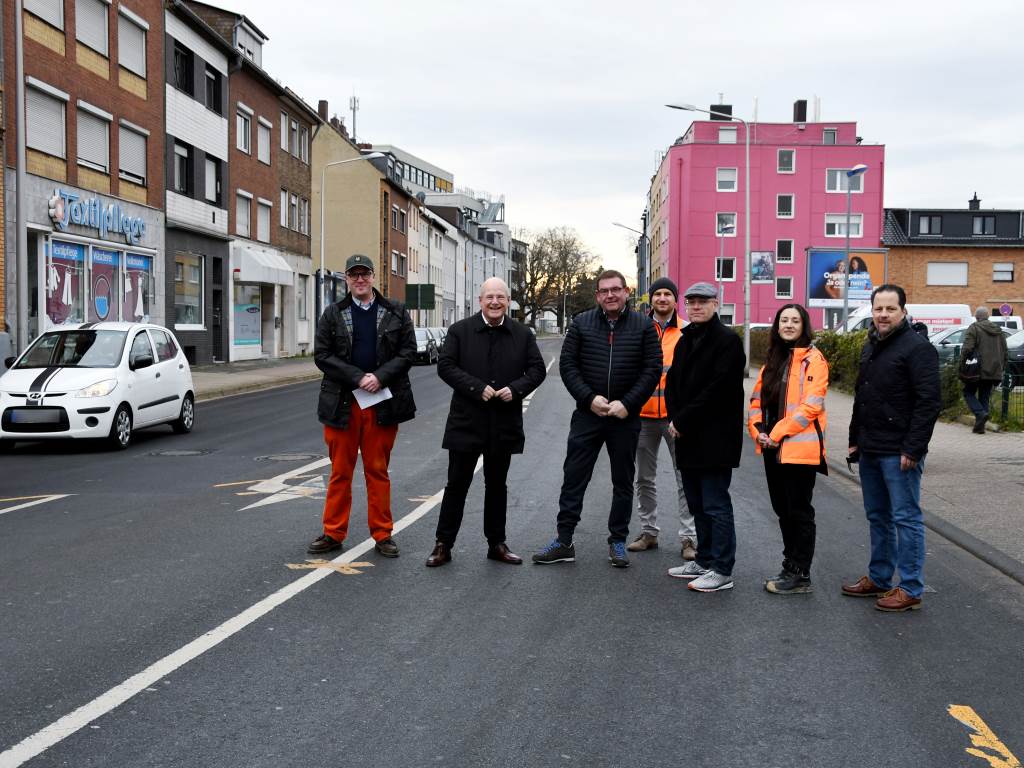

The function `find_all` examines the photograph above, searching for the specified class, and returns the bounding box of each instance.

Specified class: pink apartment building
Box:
[648,103,885,328]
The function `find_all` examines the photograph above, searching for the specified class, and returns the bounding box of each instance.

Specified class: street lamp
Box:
[612,221,648,299]
[841,164,869,330]
[319,152,384,316]
[666,102,750,374]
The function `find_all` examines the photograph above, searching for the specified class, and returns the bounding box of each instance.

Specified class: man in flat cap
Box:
[664,282,746,592]
[308,254,417,559]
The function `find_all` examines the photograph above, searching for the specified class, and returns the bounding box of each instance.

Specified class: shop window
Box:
[297,275,308,320]
[118,10,147,77]
[124,253,153,321]
[47,241,86,325]
[174,252,204,326]
[233,284,262,347]
[119,124,147,185]
[76,0,109,55]
[88,248,119,322]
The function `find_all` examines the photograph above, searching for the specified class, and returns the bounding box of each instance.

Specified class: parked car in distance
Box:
[1006,330,1024,386]
[413,328,439,365]
[426,327,447,349]
[990,315,1023,332]
[0,322,195,451]
[929,324,1014,365]
[841,303,973,334]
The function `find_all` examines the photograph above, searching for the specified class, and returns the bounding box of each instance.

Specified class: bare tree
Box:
[514,227,596,329]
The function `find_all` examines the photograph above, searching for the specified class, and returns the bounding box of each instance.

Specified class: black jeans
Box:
[962,380,995,419]
[762,452,817,573]
[680,468,736,576]
[556,409,641,545]
[435,449,513,546]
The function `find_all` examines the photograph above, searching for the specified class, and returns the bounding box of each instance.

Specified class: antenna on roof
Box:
[349,93,360,143]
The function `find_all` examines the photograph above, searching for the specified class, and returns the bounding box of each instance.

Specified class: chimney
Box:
[793,99,807,123]
[969,192,981,210]
[318,100,329,121]
[710,104,732,121]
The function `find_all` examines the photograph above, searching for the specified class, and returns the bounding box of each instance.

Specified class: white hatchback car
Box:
[0,322,195,450]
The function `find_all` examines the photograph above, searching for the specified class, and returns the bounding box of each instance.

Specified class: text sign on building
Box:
[48,189,147,246]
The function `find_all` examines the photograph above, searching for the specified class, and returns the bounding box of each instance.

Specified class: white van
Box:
[990,315,1023,332]
[840,304,973,334]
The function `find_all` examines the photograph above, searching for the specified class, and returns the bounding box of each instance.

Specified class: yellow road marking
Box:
[948,705,1021,768]
[285,559,374,575]
[213,480,259,488]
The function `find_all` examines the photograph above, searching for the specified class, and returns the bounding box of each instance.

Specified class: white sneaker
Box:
[688,570,734,592]
[668,561,709,580]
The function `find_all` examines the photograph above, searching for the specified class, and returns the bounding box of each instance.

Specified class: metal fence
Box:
[944,346,1023,427]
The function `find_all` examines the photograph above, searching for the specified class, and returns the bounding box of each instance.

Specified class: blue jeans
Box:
[962,380,995,419]
[680,469,735,576]
[859,453,926,598]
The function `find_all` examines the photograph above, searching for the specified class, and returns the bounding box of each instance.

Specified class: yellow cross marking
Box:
[285,559,374,575]
[948,705,1021,768]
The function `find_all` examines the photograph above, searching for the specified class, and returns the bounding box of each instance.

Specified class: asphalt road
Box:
[2,337,1022,767]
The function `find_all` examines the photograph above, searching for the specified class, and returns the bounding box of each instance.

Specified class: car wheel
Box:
[173,393,195,434]
[109,404,133,450]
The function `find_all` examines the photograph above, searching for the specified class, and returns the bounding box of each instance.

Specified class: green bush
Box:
[812,329,867,392]
[729,325,772,366]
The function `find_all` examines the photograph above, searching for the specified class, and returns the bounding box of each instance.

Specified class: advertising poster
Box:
[806,249,887,308]
[47,240,86,325]
[751,251,775,284]
[124,253,153,321]
[90,248,120,322]
[234,285,262,346]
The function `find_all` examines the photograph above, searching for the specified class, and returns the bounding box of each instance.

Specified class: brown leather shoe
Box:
[627,533,658,552]
[307,534,342,555]
[374,537,400,558]
[875,587,922,612]
[681,537,697,561]
[426,541,452,568]
[487,542,523,565]
[841,575,888,597]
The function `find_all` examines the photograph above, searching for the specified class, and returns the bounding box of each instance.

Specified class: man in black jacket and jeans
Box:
[533,270,661,568]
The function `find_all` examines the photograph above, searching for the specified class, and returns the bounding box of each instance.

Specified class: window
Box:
[26,84,67,158]
[257,120,271,164]
[718,127,737,144]
[399,253,407,277]
[775,276,793,299]
[399,210,407,233]
[118,10,146,77]
[299,126,309,163]
[716,212,737,236]
[299,198,309,235]
[236,109,251,153]
[76,0,108,55]
[130,330,153,363]
[391,250,399,274]
[289,194,298,230]
[918,215,942,235]
[236,192,251,237]
[926,262,968,286]
[280,189,288,226]
[719,303,736,325]
[25,0,64,29]
[173,143,191,194]
[297,275,308,320]
[77,108,109,172]
[257,200,271,242]
[777,194,794,218]
[118,123,147,185]
[204,157,220,204]
[776,240,794,263]
[993,263,1014,282]
[823,128,837,145]
[290,120,298,157]
[174,253,203,326]
[173,43,193,96]
[716,257,736,281]
[973,216,996,236]
[826,169,864,193]
[777,149,795,173]
[280,112,289,151]
[150,329,178,362]
[825,213,862,237]
[204,68,221,113]
[392,205,399,230]
[716,168,737,192]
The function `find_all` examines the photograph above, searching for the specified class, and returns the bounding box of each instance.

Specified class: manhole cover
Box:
[254,453,324,462]
[150,449,212,457]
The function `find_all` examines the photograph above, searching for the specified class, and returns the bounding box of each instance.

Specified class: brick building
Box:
[4,0,166,342]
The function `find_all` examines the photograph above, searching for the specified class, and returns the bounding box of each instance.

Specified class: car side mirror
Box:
[3,356,13,369]
[132,353,154,370]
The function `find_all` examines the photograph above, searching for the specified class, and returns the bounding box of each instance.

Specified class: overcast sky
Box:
[242,0,1024,274]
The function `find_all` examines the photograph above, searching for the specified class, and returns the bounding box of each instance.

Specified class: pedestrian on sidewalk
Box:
[747,304,828,595]
[960,306,1008,434]
[307,254,417,559]
[532,270,661,568]
[663,282,746,593]
[842,284,940,612]
[628,277,696,561]
[426,278,547,568]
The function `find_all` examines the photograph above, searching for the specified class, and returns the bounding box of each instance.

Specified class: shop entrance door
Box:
[261,286,274,358]
[212,289,223,361]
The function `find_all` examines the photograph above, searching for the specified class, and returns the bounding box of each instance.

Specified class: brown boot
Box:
[425,541,451,567]
[841,575,888,597]
[627,533,658,552]
[681,537,697,561]
[875,587,922,612]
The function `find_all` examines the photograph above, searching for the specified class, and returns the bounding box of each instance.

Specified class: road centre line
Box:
[0,370,549,767]
[0,495,72,517]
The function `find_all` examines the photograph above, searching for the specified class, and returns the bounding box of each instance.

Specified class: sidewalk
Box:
[190,357,320,402]
[744,377,1024,581]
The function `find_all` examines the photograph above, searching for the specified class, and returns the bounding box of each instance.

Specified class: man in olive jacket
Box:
[426,278,547,568]
[307,254,417,558]
[961,305,1009,433]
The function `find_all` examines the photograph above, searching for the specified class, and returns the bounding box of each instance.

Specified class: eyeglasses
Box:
[346,271,373,281]
[596,286,625,296]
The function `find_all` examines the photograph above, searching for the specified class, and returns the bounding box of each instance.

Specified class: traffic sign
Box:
[999,303,1012,316]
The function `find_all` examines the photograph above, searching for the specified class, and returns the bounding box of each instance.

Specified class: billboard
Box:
[806,249,887,308]
[751,251,774,284]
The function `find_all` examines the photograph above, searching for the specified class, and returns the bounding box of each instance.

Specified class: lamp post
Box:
[612,221,647,300]
[841,164,869,330]
[666,103,750,374]
[319,152,383,317]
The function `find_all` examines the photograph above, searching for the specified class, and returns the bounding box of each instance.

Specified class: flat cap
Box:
[683,281,718,299]
[345,254,375,273]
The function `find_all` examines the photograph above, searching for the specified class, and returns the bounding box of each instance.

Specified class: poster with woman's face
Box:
[89,248,120,322]
[806,250,887,307]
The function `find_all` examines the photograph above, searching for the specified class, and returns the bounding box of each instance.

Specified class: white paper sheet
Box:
[352,386,393,409]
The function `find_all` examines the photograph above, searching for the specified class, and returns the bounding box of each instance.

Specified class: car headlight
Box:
[75,379,118,398]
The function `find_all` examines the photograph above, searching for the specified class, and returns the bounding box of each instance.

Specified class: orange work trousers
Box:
[321,401,399,543]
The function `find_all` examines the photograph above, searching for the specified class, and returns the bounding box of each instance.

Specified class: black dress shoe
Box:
[426,541,452,568]
[487,542,523,565]
[374,537,400,558]
[307,534,342,555]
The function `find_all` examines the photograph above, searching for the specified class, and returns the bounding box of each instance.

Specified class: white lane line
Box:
[0,495,72,517]
[0,380,547,768]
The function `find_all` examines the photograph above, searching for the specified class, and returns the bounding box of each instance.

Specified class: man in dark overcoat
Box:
[426,277,547,567]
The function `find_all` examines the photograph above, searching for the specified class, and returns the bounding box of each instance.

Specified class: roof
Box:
[885,208,1024,248]
[883,210,909,246]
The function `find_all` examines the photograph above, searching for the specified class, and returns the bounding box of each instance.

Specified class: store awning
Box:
[234,246,294,286]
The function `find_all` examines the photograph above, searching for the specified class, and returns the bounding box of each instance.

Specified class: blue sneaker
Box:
[532,538,575,564]
[608,540,630,568]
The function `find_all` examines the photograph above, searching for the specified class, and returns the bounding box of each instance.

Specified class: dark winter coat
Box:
[849,318,940,461]
[314,289,417,428]
[560,307,662,418]
[438,314,546,453]
[664,314,746,470]
[962,320,1009,382]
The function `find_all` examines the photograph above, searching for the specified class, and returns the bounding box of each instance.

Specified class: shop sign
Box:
[48,188,147,246]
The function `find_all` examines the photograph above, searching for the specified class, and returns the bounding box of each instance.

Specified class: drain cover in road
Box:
[150,449,212,457]
[254,453,324,462]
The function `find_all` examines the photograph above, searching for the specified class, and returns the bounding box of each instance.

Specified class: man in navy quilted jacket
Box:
[533,270,662,568]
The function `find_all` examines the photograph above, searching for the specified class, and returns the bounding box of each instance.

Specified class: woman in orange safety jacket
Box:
[747,303,828,595]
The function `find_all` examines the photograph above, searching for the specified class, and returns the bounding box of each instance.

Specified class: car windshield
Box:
[1008,330,1024,349]
[415,329,429,342]
[15,330,128,369]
